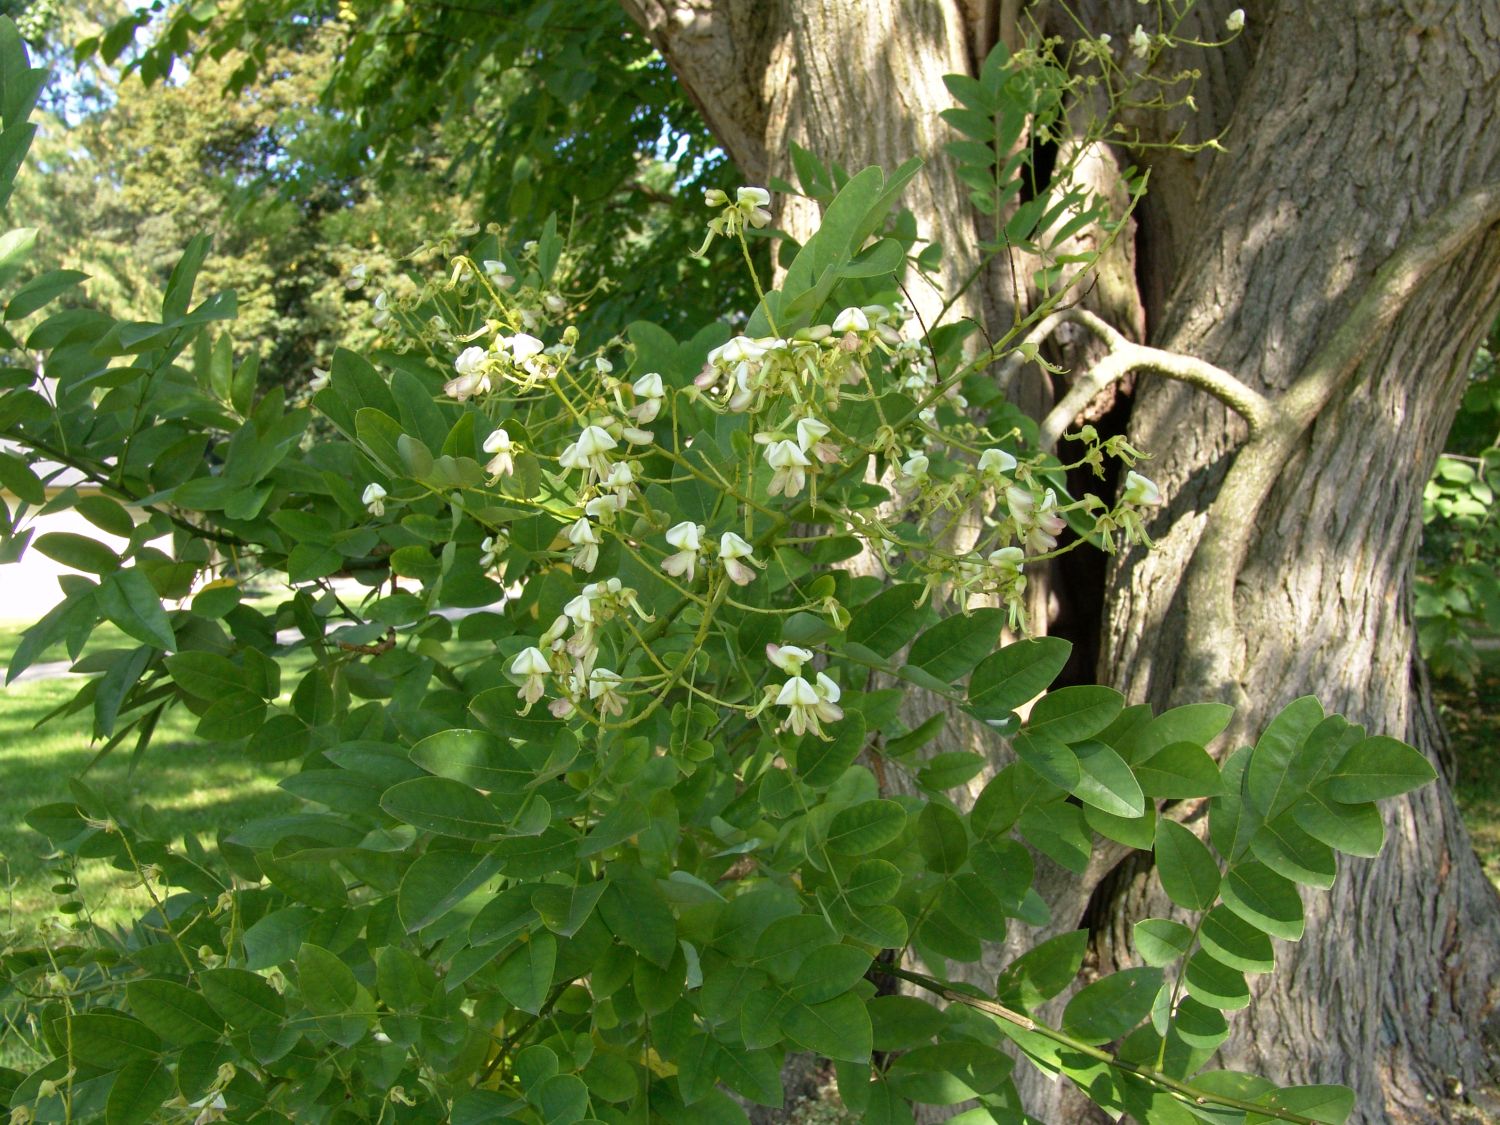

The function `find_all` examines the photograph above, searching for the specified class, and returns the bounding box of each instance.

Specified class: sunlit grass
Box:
[0,679,295,942]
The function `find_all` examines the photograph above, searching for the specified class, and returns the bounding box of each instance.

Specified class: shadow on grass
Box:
[0,680,297,939]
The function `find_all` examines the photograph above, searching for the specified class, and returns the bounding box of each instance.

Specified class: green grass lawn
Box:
[0,678,295,941]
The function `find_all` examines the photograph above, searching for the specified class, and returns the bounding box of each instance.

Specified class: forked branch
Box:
[1023,307,1275,452]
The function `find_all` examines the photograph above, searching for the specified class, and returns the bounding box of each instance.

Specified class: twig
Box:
[875,964,1324,1125]
[1022,307,1275,451]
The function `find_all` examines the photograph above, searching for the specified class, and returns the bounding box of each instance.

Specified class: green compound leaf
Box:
[1221,861,1305,941]
[1247,1084,1355,1124]
[1154,820,1221,913]
[1133,918,1193,967]
[98,569,176,651]
[966,636,1072,719]
[1324,735,1437,802]
[1061,966,1164,1044]
[104,1058,175,1125]
[1184,950,1250,1011]
[1198,904,1275,974]
[496,931,557,1014]
[908,607,1005,682]
[826,799,907,855]
[198,968,284,1030]
[847,582,934,658]
[1026,685,1124,743]
[380,776,509,839]
[995,929,1087,1011]
[915,802,968,873]
[780,991,872,1063]
[124,980,224,1045]
[1071,740,1145,817]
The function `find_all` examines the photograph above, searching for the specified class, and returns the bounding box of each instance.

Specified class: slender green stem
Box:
[876,965,1323,1125]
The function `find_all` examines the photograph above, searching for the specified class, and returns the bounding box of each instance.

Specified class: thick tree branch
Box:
[1021,307,1275,451]
[1181,182,1500,700]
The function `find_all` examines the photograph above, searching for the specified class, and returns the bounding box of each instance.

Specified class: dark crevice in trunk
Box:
[1052,376,1132,689]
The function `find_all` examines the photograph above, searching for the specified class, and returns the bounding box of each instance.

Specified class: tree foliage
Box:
[78,0,754,343]
[0,24,1444,1123]
[1419,318,1500,685]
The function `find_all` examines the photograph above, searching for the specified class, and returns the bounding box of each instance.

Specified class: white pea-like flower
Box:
[605,460,638,507]
[767,644,814,676]
[765,439,811,497]
[662,521,705,583]
[559,425,619,475]
[585,495,621,520]
[775,676,820,736]
[1006,484,1036,524]
[989,546,1025,577]
[543,293,566,313]
[511,646,551,712]
[1123,470,1163,507]
[718,531,759,586]
[899,453,930,488]
[588,668,626,717]
[1130,24,1151,58]
[831,307,870,334]
[483,259,513,287]
[566,517,601,573]
[539,615,569,649]
[362,483,386,517]
[1036,488,1066,537]
[631,372,666,424]
[482,427,514,478]
[446,346,492,401]
[1225,8,1245,32]
[704,187,729,207]
[309,367,330,393]
[565,592,597,629]
[345,263,367,291]
[775,671,843,739]
[795,417,829,452]
[795,417,841,465]
[736,186,773,228]
[371,290,392,328]
[479,534,507,571]
[708,336,769,366]
[1028,488,1067,553]
[504,333,546,362]
[977,448,1018,480]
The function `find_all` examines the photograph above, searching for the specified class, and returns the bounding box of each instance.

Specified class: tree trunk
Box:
[1085,3,1500,1120]
[622,1,1500,1120]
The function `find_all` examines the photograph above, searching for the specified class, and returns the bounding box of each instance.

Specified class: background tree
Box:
[79,1,1500,1120]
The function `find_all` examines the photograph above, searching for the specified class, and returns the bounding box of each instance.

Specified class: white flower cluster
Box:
[510,578,652,717]
[761,644,843,740]
[347,188,1171,745]
[444,333,552,401]
[694,186,774,255]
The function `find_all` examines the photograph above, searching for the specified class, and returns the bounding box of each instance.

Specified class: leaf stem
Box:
[874,964,1322,1125]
